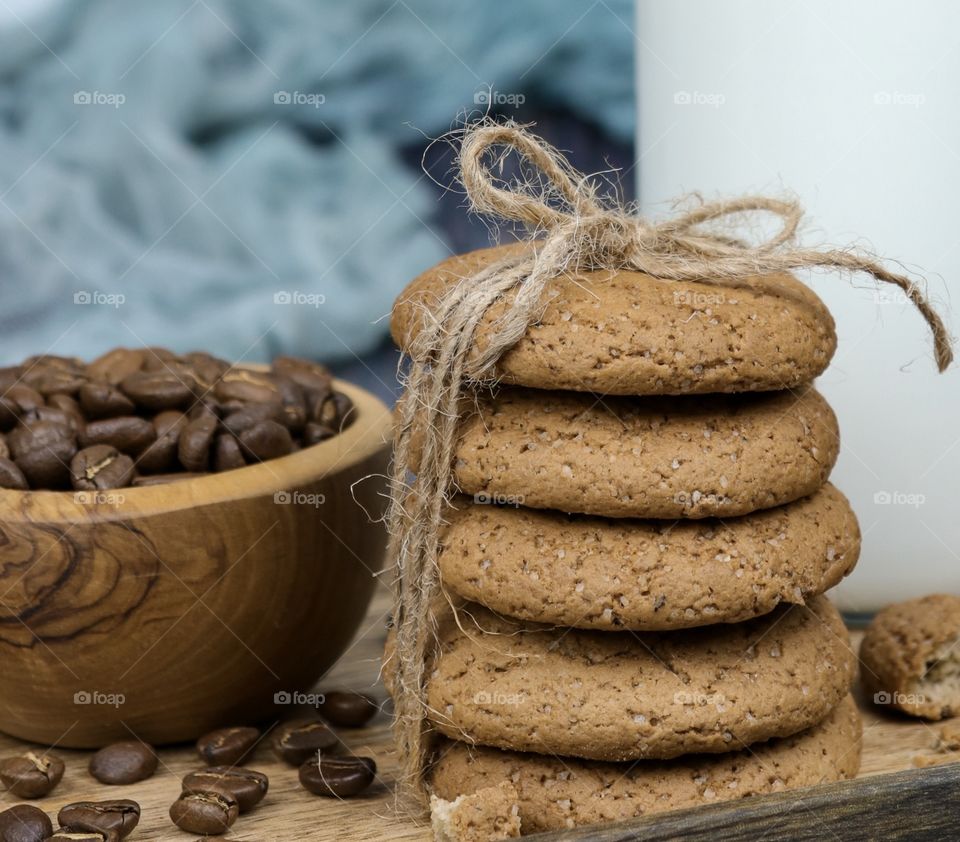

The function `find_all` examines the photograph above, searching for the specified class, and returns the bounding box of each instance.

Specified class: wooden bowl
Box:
[0,379,392,747]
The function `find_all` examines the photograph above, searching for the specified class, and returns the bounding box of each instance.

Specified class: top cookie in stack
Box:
[391,244,861,834]
[393,242,836,397]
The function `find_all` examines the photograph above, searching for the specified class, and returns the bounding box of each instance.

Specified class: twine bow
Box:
[387,121,953,805]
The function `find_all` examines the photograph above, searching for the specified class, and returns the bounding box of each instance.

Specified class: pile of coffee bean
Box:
[271,690,379,800]
[0,688,380,839]
[167,690,379,835]
[0,349,355,491]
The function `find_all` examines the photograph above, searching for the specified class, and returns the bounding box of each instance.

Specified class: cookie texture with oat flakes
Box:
[392,244,836,396]
[445,385,839,519]
[430,695,862,835]
[438,483,859,630]
[860,593,960,720]
[425,596,854,761]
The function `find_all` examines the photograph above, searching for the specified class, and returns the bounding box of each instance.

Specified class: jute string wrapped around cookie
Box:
[387,120,952,804]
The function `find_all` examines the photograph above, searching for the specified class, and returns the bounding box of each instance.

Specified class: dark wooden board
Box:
[526,763,960,841]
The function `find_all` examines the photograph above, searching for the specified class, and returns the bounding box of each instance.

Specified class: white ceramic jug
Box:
[635,0,960,615]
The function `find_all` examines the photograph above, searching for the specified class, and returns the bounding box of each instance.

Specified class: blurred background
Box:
[0,0,635,401]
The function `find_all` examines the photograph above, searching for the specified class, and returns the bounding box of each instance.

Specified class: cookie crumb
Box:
[431,782,521,841]
[937,722,960,752]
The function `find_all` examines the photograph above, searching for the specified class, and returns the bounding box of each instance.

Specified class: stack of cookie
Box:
[391,245,863,835]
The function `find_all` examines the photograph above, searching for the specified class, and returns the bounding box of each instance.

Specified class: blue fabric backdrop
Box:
[0,0,634,364]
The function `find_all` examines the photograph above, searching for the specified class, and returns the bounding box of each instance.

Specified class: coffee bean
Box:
[79,417,155,455]
[78,382,135,419]
[57,800,139,840]
[47,393,85,427]
[132,472,209,486]
[0,458,28,490]
[120,371,196,411]
[0,399,18,432]
[196,726,259,767]
[4,385,44,419]
[271,376,308,432]
[48,830,118,842]
[182,767,268,813]
[237,420,293,463]
[0,366,22,390]
[0,803,52,842]
[8,421,72,457]
[272,719,338,765]
[272,356,333,396]
[169,790,238,836]
[188,398,223,422]
[0,751,65,798]
[311,391,355,431]
[27,405,79,432]
[22,354,82,370]
[86,348,145,385]
[212,434,245,472]
[23,368,87,397]
[136,410,187,473]
[140,348,178,371]
[88,741,157,785]
[181,352,229,387]
[178,415,218,472]
[9,422,77,488]
[71,446,135,491]
[302,422,335,447]
[215,370,281,405]
[318,690,378,728]
[298,755,376,798]
[221,403,286,435]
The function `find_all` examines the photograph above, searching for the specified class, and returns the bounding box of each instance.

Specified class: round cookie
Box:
[446,385,839,519]
[430,695,862,835]
[860,593,960,720]
[425,595,854,761]
[392,244,837,396]
[439,483,860,630]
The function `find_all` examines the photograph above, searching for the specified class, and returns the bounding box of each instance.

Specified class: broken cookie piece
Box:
[431,782,521,841]
[861,594,960,720]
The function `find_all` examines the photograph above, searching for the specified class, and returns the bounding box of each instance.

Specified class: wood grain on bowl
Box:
[0,379,392,747]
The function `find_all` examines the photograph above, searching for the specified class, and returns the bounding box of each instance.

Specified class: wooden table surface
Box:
[2,583,955,841]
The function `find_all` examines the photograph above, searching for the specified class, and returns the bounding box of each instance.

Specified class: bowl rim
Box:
[0,378,394,519]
